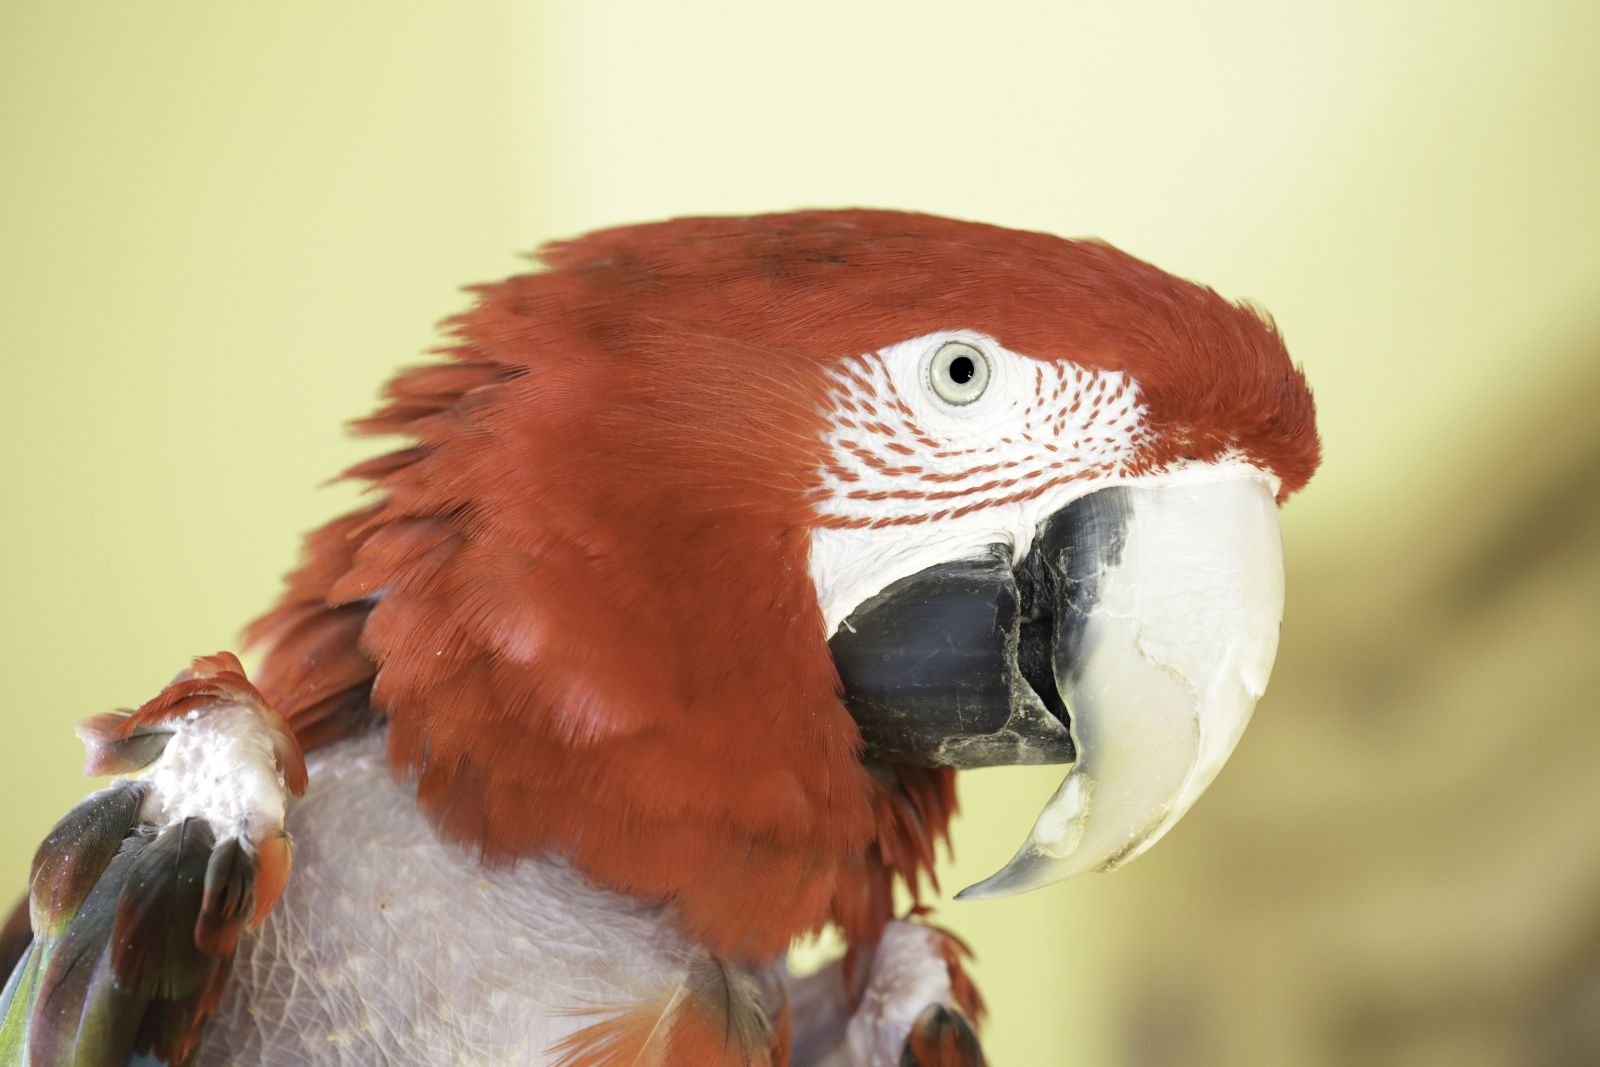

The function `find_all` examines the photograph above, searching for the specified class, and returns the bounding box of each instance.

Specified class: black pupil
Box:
[947,355,976,385]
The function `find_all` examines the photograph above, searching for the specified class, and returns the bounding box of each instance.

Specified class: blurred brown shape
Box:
[1101,336,1600,1067]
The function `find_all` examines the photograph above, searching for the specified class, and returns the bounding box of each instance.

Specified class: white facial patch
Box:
[809,331,1147,634]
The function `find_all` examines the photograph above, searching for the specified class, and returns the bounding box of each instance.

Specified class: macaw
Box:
[0,210,1318,1066]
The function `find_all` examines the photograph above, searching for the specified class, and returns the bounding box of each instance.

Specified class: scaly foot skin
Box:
[847,920,987,1067]
[784,919,986,1067]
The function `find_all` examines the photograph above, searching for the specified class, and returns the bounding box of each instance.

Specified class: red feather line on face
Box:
[816,349,1137,529]
[247,211,1320,964]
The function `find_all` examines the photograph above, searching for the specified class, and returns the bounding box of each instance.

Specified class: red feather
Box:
[118,652,307,798]
[550,956,780,1067]
[247,210,1320,965]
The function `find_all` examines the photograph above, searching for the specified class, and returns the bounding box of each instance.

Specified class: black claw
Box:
[902,1003,986,1067]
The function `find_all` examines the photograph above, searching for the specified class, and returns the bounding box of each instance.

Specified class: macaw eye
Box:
[928,341,991,405]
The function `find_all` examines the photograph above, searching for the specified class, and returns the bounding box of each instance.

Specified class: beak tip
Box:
[953,879,1001,902]
[951,843,1056,902]
[956,474,1286,903]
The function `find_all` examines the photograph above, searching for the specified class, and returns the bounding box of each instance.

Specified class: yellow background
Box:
[3,3,1597,1063]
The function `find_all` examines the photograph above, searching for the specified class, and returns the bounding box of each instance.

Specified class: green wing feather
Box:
[0,785,259,1066]
[2,653,303,1066]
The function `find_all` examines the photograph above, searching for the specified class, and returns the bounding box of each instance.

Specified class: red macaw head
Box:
[252,210,1318,960]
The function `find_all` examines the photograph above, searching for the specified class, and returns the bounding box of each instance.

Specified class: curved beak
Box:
[959,475,1284,898]
[828,471,1285,899]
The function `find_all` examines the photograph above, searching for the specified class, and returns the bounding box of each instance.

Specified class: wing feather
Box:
[0,654,300,1066]
[552,954,783,1067]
